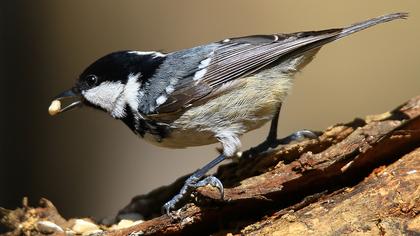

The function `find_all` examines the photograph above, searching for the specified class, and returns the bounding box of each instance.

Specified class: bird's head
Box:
[49,51,165,118]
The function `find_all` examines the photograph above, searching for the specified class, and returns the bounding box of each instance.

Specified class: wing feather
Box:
[149,12,408,119]
[155,30,342,114]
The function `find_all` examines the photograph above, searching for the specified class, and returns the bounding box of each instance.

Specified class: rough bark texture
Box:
[1,96,420,236]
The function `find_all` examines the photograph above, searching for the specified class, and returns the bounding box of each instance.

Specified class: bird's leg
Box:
[242,104,317,158]
[162,154,226,216]
[266,104,282,142]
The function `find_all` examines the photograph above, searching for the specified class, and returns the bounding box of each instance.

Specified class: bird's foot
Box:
[162,175,224,218]
[242,129,318,159]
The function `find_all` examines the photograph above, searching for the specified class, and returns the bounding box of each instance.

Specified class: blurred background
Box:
[1,0,419,220]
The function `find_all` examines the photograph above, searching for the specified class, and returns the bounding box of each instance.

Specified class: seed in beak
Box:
[48,100,61,116]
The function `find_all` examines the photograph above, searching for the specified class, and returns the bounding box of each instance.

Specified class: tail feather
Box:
[339,12,408,39]
[281,12,408,62]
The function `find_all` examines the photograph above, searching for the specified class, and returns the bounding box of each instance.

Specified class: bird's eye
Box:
[86,75,98,86]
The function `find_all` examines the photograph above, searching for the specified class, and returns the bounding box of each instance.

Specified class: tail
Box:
[282,12,408,63]
[338,12,408,39]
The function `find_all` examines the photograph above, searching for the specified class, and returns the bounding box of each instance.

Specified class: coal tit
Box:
[49,13,407,215]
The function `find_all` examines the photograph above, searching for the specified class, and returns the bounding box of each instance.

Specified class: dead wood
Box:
[1,96,419,236]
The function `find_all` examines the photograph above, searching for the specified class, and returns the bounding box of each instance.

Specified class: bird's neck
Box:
[120,108,170,142]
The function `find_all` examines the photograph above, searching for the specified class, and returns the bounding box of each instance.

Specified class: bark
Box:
[1,96,420,236]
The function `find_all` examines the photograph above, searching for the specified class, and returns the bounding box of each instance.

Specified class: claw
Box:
[162,175,224,217]
[162,200,173,216]
[162,154,226,217]
[190,176,224,200]
[243,129,319,159]
[279,129,318,144]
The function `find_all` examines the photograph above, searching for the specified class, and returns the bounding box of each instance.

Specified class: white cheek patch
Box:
[82,82,125,117]
[82,73,142,119]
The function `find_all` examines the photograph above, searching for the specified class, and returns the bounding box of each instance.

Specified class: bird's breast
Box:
[142,72,294,149]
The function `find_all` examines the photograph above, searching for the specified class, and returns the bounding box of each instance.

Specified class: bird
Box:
[49,12,407,216]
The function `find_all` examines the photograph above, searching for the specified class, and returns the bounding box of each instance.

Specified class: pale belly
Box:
[144,72,293,149]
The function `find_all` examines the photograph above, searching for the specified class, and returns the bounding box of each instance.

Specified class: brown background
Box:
[1,0,419,219]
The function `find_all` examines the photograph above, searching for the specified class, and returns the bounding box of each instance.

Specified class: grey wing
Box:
[154,29,341,114]
[139,12,410,122]
[154,12,408,114]
[200,30,342,88]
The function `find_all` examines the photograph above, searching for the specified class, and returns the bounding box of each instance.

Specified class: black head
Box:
[50,50,166,118]
[78,51,159,90]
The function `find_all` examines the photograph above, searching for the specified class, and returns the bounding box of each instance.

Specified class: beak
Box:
[49,88,83,116]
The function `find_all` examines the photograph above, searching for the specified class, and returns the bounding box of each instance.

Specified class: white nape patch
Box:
[128,51,165,58]
[273,34,279,41]
[222,38,231,43]
[165,85,175,94]
[156,95,168,106]
[82,81,125,117]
